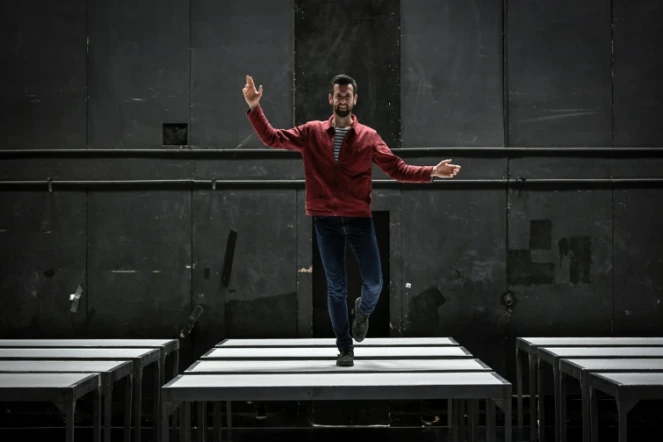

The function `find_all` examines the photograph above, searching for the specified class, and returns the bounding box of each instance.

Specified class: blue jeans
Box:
[313,216,383,350]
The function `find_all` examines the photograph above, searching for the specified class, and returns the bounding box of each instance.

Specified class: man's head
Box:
[329,74,358,118]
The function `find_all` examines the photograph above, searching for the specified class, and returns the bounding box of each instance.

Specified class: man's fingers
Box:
[258,85,263,95]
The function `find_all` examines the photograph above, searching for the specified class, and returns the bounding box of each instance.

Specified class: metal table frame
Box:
[0,372,101,442]
[184,357,494,442]
[588,372,663,442]
[558,358,663,442]
[515,337,663,442]
[0,360,133,442]
[160,371,513,442]
[0,347,161,442]
[537,346,663,442]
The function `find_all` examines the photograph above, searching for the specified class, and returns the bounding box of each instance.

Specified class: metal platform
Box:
[588,372,663,442]
[202,345,473,360]
[559,358,663,442]
[217,337,459,347]
[0,360,133,442]
[514,336,663,441]
[0,372,101,442]
[163,338,513,442]
[0,347,161,442]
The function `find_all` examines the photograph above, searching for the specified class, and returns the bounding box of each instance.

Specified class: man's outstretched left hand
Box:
[431,159,461,178]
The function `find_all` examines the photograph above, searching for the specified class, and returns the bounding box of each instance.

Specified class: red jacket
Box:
[247,105,433,217]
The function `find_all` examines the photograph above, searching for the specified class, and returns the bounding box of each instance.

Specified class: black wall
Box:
[1,0,662,397]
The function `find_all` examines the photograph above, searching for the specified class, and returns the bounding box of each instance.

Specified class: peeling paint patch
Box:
[111,270,138,274]
[298,266,313,273]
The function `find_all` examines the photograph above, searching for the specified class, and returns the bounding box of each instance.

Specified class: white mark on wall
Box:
[235,134,253,149]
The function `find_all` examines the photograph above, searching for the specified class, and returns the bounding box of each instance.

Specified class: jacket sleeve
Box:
[246,105,307,152]
[372,133,434,183]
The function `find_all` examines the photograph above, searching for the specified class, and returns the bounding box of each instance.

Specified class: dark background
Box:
[1,0,662,436]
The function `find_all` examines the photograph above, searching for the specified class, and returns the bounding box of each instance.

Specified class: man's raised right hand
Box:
[242,75,263,110]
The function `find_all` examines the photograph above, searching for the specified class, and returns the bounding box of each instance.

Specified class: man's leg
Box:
[345,216,383,341]
[313,216,353,353]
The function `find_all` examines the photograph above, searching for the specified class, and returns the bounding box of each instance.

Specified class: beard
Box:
[334,105,351,118]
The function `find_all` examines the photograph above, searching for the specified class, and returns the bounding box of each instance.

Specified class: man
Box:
[243,74,460,367]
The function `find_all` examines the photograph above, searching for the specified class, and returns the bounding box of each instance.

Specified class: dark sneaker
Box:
[336,348,354,367]
[352,297,369,342]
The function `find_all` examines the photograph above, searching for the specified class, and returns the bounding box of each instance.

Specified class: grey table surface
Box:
[166,371,509,388]
[591,372,663,385]
[562,358,663,371]
[187,358,490,373]
[0,372,98,388]
[540,347,663,360]
[0,348,158,360]
[217,337,457,347]
[203,346,471,359]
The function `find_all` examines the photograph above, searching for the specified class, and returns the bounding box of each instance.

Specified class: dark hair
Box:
[330,74,358,95]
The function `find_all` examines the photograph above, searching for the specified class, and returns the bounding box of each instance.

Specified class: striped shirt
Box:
[333,127,349,162]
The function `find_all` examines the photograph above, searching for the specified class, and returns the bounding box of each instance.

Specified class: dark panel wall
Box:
[613,189,663,333]
[87,192,191,338]
[507,0,613,146]
[192,0,293,149]
[507,189,614,335]
[401,0,504,147]
[0,192,87,337]
[0,1,86,150]
[294,0,401,148]
[401,187,508,373]
[613,0,663,146]
[88,0,190,149]
[192,190,298,357]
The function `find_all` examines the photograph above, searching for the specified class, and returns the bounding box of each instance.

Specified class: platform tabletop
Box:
[562,358,663,371]
[203,346,471,359]
[0,360,130,373]
[0,348,158,360]
[0,339,175,347]
[217,337,457,347]
[591,372,663,386]
[0,372,98,388]
[540,347,663,359]
[0,339,178,353]
[518,337,663,351]
[167,371,508,388]
[187,358,489,373]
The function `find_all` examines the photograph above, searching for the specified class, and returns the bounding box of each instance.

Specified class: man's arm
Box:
[246,104,308,152]
[243,75,307,152]
[372,134,435,183]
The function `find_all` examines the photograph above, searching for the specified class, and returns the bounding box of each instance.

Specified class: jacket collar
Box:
[324,114,360,132]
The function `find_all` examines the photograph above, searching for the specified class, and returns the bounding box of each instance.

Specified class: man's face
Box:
[329,84,357,118]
